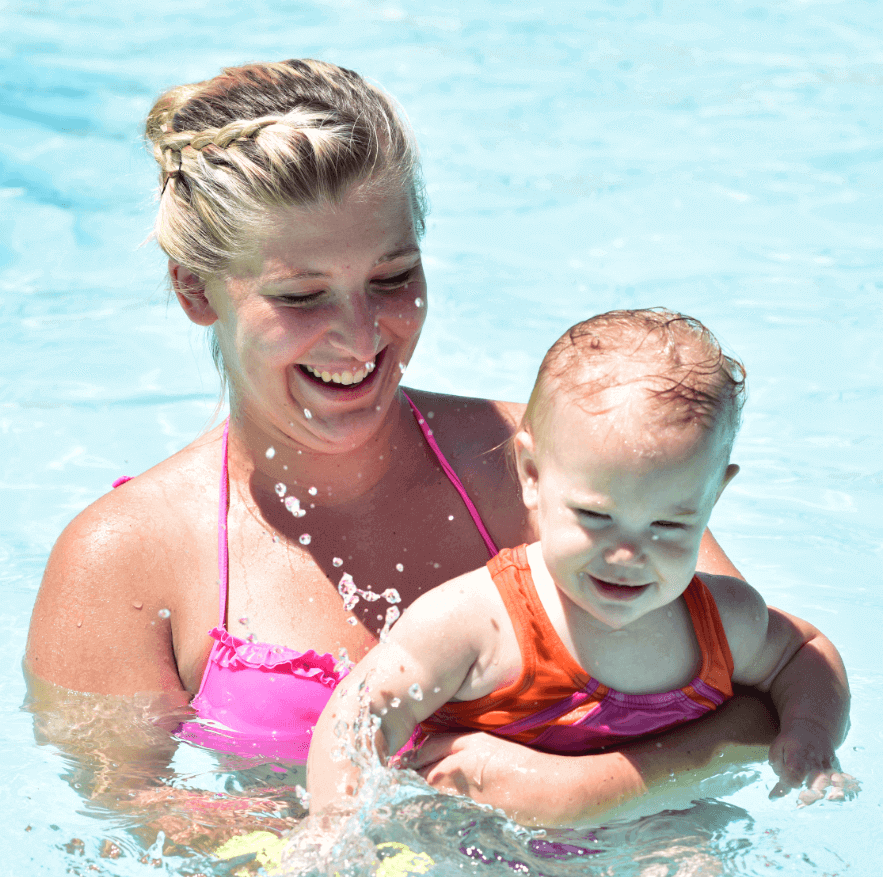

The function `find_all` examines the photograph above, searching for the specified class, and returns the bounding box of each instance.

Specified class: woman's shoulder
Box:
[403,388,533,546]
[28,427,225,693]
[37,425,225,623]
[74,425,224,539]
[403,388,525,454]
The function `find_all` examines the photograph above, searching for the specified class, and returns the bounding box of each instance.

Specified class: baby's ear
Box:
[714,463,740,504]
[169,260,218,326]
[514,429,540,510]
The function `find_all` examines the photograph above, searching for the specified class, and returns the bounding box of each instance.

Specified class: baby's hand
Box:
[768,718,859,805]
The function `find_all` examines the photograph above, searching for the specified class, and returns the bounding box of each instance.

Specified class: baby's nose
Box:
[603,543,645,566]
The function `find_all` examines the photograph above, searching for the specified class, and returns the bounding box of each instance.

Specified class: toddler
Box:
[307,309,851,816]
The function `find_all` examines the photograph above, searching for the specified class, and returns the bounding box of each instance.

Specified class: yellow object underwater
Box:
[214,831,435,876]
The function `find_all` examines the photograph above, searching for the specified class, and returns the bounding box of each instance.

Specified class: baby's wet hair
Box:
[523,308,746,455]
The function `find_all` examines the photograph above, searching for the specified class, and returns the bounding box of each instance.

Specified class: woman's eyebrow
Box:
[376,244,421,265]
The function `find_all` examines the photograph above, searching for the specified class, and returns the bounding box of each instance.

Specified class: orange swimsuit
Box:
[421,545,734,752]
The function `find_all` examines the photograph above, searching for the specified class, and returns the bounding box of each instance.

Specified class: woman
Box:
[26,58,778,827]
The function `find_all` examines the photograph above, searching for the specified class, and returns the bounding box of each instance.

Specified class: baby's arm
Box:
[707,575,852,801]
[306,570,497,814]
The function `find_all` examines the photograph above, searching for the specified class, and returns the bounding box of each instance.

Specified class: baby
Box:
[307,308,851,816]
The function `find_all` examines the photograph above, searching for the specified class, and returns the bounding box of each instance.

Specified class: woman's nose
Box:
[330,293,381,360]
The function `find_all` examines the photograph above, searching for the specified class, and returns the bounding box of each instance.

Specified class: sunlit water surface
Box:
[2,0,881,874]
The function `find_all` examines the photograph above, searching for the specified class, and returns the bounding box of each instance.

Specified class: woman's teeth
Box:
[303,361,375,386]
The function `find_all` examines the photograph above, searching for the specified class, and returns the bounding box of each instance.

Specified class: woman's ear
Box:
[514,429,540,511]
[169,259,218,326]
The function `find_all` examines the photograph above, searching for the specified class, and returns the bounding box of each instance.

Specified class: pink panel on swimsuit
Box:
[177,628,347,762]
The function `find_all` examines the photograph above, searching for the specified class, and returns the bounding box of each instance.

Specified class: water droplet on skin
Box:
[333,557,343,567]
[76,619,83,628]
[275,482,286,497]
[390,697,401,709]
[408,683,423,701]
[347,617,358,625]
[433,686,441,694]
[398,362,407,374]
[308,486,318,496]
[385,606,400,625]
[247,633,256,643]
[414,297,424,307]
[265,446,276,459]
[299,534,311,545]
[304,408,312,419]
[284,495,306,517]
[239,616,249,626]
[382,589,401,604]
[396,563,404,572]
[132,601,143,610]
[158,608,171,619]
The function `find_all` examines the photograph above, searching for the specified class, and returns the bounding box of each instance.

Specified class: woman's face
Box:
[200,182,427,451]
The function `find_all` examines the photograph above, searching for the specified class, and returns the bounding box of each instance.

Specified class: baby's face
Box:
[517,392,738,631]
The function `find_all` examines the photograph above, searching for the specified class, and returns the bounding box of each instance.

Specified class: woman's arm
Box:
[403,689,779,826]
[26,488,187,695]
[697,528,744,579]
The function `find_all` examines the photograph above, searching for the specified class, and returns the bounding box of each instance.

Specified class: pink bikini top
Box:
[172,394,499,761]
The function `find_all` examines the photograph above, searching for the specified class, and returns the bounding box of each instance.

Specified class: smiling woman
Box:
[172,186,427,454]
[25,57,777,833]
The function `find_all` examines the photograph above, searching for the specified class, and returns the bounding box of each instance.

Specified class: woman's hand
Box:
[400,731,646,827]
[399,689,780,827]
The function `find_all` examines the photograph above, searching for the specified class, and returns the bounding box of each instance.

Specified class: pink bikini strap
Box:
[214,398,498,631]
[402,392,499,559]
[217,418,231,628]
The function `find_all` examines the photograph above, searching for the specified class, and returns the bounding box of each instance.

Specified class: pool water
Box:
[2,0,882,873]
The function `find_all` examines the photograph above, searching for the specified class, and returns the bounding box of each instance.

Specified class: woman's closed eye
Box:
[371,269,416,291]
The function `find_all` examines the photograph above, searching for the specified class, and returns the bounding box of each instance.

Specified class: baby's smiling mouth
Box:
[588,574,651,599]
[299,350,383,388]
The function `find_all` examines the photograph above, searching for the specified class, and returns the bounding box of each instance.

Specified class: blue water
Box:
[2,0,882,873]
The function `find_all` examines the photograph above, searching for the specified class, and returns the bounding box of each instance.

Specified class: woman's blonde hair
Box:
[145,58,426,278]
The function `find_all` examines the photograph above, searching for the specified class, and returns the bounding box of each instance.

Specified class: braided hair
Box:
[145,59,426,277]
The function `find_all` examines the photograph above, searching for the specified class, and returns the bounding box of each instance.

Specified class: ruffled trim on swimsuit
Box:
[206,627,347,688]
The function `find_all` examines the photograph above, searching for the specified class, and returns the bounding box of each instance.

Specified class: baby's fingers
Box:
[796,771,861,807]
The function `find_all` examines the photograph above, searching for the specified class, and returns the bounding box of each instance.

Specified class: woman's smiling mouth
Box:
[298,349,384,390]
